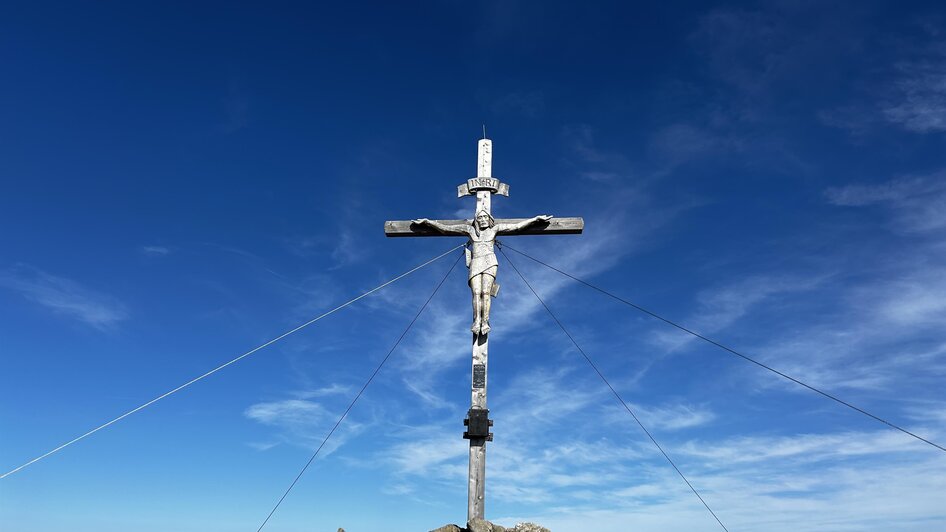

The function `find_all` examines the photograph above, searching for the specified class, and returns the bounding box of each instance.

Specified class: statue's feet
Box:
[481,322,490,335]
[472,320,481,334]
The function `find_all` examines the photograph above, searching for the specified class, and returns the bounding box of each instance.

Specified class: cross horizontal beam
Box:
[384,217,584,237]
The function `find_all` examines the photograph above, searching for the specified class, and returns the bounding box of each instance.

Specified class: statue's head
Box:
[474,210,495,230]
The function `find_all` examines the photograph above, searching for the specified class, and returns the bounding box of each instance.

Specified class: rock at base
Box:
[508,525,550,532]
[429,519,549,532]
[468,518,503,532]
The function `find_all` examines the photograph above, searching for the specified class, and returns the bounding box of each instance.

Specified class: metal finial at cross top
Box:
[384,136,584,523]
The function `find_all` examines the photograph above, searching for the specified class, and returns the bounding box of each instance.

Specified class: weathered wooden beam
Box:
[383,217,584,237]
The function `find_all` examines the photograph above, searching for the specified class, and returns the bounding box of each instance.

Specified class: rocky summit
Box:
[430,518,550,532]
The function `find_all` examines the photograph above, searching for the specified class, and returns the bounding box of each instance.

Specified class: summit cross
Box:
[383,137,584,523]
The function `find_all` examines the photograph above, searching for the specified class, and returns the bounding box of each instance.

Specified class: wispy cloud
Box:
[642,221,946,396]
[651,274,824,353]
[648,123,742,167]
[385,425,467,478]
[825,173,946,232]
[243,384,363,454]
[380,387,630,504]
[676,428,931,465]
[818,104,879,137]
[498,453,946,531]
[883,54,946,133]
[379,364,716,506]
[0,265,128,330]
[283,219,369,270]
[329,227,369,269]
[394,298,470,407]
[728,260,946,397]
[816,20,946,137]
[139,245,170,256]
[378,360,942,532]
[294,383,353,399]
[245,398,331,428]
[631,402,716,432]
[281,234,324,258]
[692,8,786,96]
[489,425,946,531]
[690,4,855,134]
[870,271,946,327]
[562,124,630,169]
[825,176,937,206]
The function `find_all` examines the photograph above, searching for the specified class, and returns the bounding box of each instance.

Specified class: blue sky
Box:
[2,1,946,531]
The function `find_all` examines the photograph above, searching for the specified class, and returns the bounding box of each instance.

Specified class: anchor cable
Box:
[498,246,730,532]
[256,250,463,531]
[499,243,946,454]
[1,244,465,480]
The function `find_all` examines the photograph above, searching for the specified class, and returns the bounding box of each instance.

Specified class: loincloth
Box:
[468,252,498,282]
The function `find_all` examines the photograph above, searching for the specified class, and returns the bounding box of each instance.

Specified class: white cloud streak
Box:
[884,56,946,133]
[139,245,170,256]
[243,384,363,455]
[0,265,128,330]
[489,426,946,531]
[650,274,824,353]
[825,174,946,232]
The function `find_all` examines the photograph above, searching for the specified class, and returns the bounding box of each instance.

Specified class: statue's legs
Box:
[470,274,483,334]
[480,267,497,335]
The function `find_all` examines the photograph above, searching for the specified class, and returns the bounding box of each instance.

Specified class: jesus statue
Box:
[412,212,552,335]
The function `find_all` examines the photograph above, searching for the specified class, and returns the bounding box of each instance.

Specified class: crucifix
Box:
[384,137,583,523]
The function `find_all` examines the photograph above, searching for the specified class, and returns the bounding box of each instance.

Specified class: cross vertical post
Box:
[467,138,492,522]
[384,136,583,525]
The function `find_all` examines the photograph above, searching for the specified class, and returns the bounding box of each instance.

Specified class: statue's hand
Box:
[536,215,553,223]
[412,218,430,225]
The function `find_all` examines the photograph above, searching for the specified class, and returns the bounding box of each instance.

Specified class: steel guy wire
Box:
[256,249,463,531]
[500,242,946,454]
[1,244,465,480]
[498,245,730,532]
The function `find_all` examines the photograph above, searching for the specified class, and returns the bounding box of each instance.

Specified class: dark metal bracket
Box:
[463,408,493,441]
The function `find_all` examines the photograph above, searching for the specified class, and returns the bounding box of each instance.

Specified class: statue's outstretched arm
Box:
[497,215,553,234]
[412,218,470,236]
